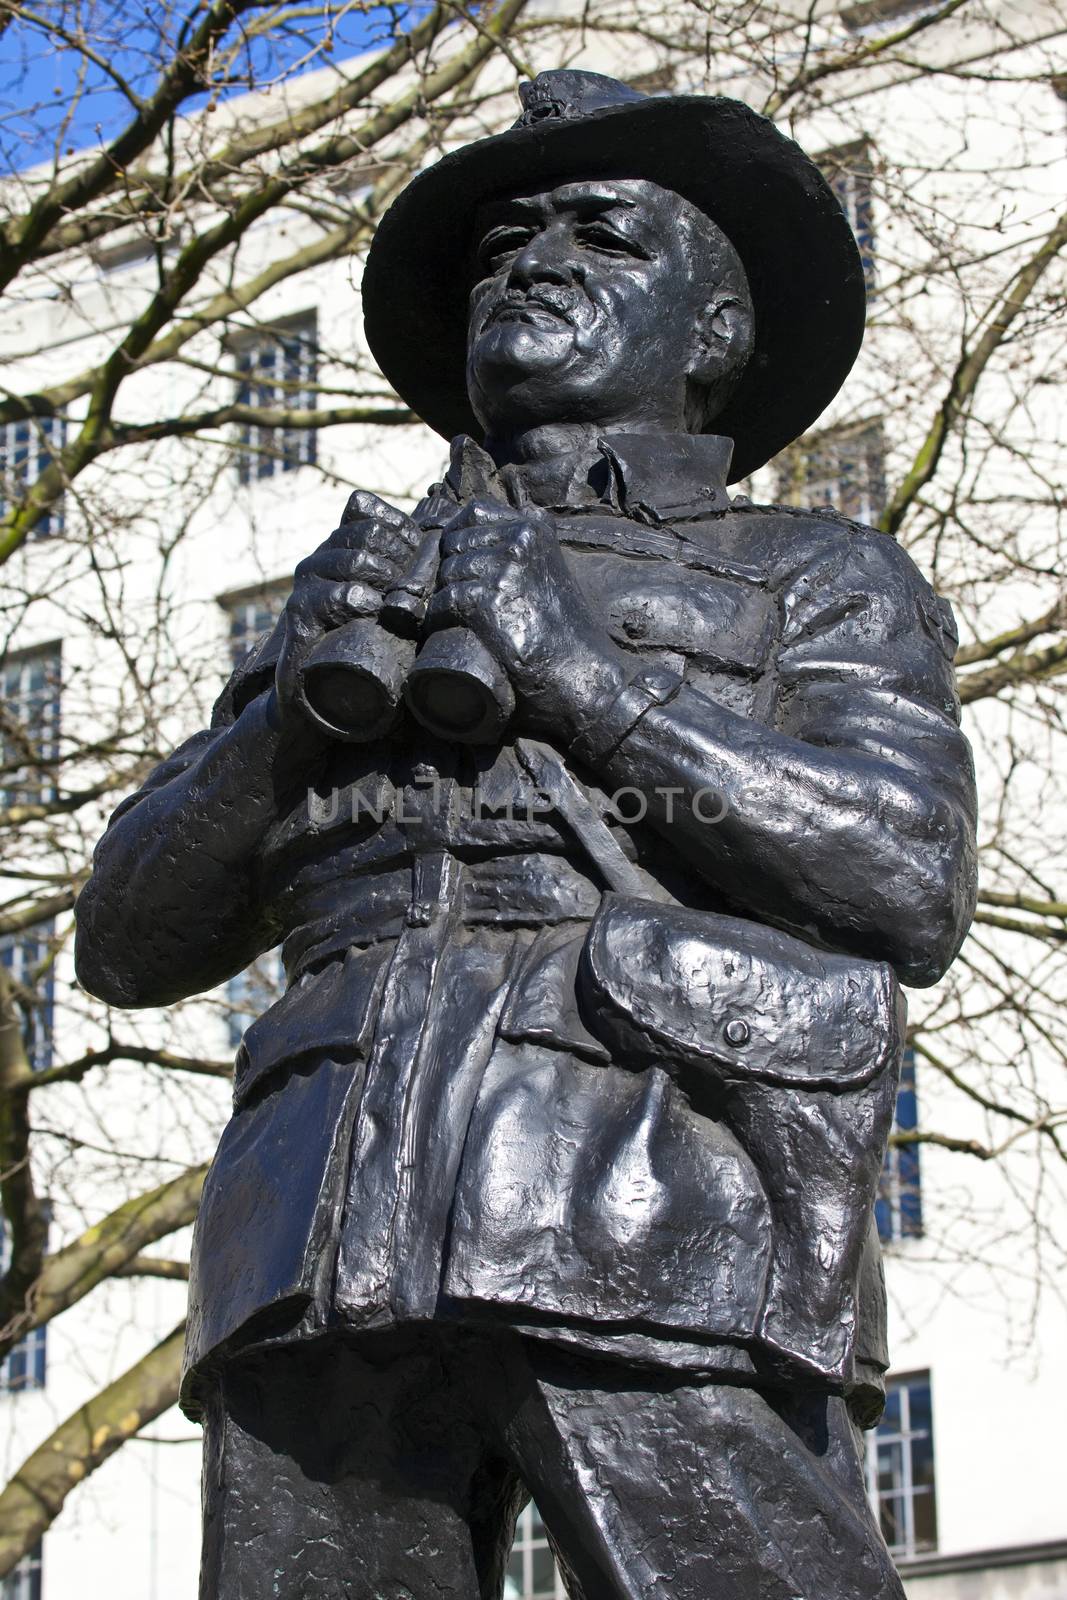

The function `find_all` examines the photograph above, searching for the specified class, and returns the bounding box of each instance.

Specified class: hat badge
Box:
[514,70,647,129]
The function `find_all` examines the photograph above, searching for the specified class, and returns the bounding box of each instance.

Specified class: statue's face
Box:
[465,177,732,438]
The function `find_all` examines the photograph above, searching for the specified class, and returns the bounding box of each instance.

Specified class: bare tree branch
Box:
[971,908,1067,943]
[0,1323,186,1580]
[762,0,973,118]
[111,400,415,447]
[0,0,530,557]
[0,967,48,1362]
[113,1256,190,1282]
[977,890,1067,918]
[2,1165,206,1358]
[28,1045,232,1091]
[25,3,454,262]
[883,206,1067,537]
[955,596,1067,668]
[0,888,78,938]
[957,637,1067,704]
[0,0,265,290]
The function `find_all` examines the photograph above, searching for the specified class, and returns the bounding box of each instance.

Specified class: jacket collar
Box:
[440,430,734,525]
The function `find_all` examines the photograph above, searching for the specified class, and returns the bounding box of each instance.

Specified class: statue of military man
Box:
[76,70,977,1600]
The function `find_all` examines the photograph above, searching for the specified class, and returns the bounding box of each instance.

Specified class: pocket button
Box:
[723,1018,750,1047]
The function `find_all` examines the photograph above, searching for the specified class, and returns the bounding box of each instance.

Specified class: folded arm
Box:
[74,688,296,1008]
[75,492,420,1009]
[568,532,978,986]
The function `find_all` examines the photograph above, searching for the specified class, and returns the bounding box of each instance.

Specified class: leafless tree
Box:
[0,0,1064,1573]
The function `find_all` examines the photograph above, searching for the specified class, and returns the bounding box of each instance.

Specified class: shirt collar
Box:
[440,430,734,524]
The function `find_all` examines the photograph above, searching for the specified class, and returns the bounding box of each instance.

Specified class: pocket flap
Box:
[599,567,776,674]
[498,925,610,1062]
[579,897,899,1090]
[233,944,389,1109]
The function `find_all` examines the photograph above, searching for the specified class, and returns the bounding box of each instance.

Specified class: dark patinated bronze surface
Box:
[75,69,977,1600]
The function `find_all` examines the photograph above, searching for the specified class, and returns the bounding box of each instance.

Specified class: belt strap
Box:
[515,738,668,903]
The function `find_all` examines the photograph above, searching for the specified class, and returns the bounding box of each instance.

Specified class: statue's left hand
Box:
[429,498,626,727]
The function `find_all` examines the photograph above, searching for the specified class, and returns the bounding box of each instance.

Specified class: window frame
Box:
[866,1371,938,1559]
[0,1208,51,1394]
[0,919,57,1074]
[225,951,286,1051]
[774,418,887,527]
[217,578,290,670]
[0,1540,42,1600]
[0,415,67,539]
[0,640,63,809]
[504,1502,567,1600]
[877,1048,923,1243]
[231,312,319,484]
[819,139,877,297]
[215,584,290,1046]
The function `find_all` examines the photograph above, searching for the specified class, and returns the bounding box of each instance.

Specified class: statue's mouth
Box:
[484,293,574,331]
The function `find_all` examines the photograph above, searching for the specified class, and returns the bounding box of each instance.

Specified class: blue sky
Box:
[0,2,408,176]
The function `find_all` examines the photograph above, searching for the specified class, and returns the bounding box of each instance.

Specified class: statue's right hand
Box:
[288,491,421,633]
[276,491,420,724]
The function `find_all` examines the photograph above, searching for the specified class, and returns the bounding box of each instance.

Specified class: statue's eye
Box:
[477,228,534,270]
[576,223,642,256]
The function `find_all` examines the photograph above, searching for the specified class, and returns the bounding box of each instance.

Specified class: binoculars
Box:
[294,527,515,746]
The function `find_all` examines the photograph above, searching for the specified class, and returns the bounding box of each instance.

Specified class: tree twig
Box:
[0,1323,186,1580]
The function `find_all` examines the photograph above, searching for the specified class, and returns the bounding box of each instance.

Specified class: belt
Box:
[280,851,603,982]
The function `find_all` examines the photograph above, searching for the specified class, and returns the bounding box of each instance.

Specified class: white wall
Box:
[2,6,1065,1596]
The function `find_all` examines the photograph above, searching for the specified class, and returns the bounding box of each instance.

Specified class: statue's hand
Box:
[276,491,420,726]
[429,498,627,731]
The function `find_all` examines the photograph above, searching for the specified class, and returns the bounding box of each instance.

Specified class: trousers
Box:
[197,1326,904,1600]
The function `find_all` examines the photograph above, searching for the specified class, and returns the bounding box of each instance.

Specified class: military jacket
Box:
[78,431,976,1422]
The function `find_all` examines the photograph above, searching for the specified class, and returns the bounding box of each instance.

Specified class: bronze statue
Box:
[75,71,977,1600]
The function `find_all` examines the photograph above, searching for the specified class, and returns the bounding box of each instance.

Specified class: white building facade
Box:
[2,4,1065,1597]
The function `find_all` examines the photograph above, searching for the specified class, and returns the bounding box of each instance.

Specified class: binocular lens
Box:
[405,628,514,744]
[303,661,397,740]
[297,618,413,742]
[406,671,496,739]
[295,620,515,745]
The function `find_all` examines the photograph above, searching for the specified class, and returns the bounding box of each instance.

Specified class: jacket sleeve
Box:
[74,629,289,1009]
[773,524,977,980]
[598,523,977,986]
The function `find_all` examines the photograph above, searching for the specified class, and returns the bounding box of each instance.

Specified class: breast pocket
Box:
[616,571,776,670]
[574,548,777,677]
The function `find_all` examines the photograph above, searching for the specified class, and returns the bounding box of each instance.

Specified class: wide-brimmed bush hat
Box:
[362,70,866,483]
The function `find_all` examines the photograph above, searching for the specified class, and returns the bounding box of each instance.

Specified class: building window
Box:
[0,1210,49,1394]
[0,1323,47,1394]
[0,1541,42,1600]
[0,416,66,538]
[1,643,62,807]
[820,141,876,294]
[867,1372,937,1558]
[234,315,318,483]
[505,1503,566,1599]
[877,1048,922,1243]
[775,420,886,527]
[216,589,288,1044]
[0,921,56,1073]
[219,581,288,669]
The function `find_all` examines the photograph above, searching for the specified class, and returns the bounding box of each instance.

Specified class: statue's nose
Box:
[508,230,572,289]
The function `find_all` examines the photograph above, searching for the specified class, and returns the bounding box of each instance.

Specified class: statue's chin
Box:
[467,326,584,435]
[471,319,575,379]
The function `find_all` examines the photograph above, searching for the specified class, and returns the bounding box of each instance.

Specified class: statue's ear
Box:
[688,295,754,389]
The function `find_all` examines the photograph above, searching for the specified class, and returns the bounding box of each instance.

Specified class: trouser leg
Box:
[198,1333,523,1600]
[497,1346,905,1600]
